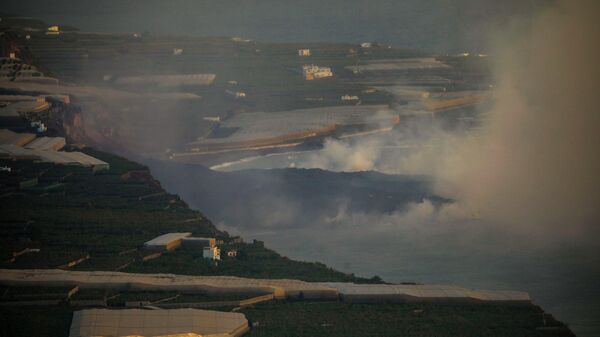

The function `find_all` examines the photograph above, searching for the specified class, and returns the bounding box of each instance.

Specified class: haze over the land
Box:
[2,0,598,334]
[294,0,600,242]
[1,0,547,53]
[145,1,600,333]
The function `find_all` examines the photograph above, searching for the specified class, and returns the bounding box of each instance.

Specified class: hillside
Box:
[0,148,377,282]
[0,15,577,337]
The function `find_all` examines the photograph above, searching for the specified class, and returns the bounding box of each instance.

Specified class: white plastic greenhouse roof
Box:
[69,308,248,337]
[319,282,531,302]
[144,232,192,246]
[0,269,531,303]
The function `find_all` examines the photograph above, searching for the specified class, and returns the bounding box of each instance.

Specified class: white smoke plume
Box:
[437,0,600,239]
[292,0,600,242]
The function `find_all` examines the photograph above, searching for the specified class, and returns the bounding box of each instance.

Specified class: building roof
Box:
[144,232,192,246]
[69,308,248,337]
[0,146,109,169]
[0,269,531,303]
[318,283,531,302]
[34,150,109,168]
[0,269,339,299]
[25,136,66,151]
[114,74,216,87]
[195,105,395,146]
[0,144,40,159]
[0,100,50,116]
[0,129,36,146]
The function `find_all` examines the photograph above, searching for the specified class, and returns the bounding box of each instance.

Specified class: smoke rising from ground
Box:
[438,0,600,239]
[290,0,600,241]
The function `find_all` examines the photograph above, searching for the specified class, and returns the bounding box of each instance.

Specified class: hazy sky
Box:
[0,0,547,52]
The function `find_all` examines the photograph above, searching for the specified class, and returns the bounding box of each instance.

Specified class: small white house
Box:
[203,116,221,122]
[341,95,359,101]
[298,49,311,56]
[360,42,372,48]
[173,48,184,56]
[227,250,238,258]
[302,65,333,80]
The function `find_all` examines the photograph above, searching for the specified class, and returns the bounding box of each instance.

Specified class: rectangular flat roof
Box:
[69,308,248,337]
[35,151,109,168]
[0,129,36,146]
[25,136,66,151]
[319,282,531,302]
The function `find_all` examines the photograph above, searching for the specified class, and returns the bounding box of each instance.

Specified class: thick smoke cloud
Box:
[291,0,600,242]
[142,2,600,331]
[437,0,600,239]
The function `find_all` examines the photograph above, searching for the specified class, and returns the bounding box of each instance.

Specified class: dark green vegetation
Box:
[0,305,73,337]
[241,301,575,337]
[0,285,574,337]
[0,285,249,337]
[23,33,401,110]
[0,148,370,282]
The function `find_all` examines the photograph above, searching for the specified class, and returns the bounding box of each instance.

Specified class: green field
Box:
[0,288,574,337]
[241,301,574,337]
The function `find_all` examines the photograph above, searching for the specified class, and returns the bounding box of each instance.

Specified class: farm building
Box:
[298,48,311,56]
[302,65,332,80]
[144,232,192,251]
[25,136,66,151]
[0,145,110,170]
[341,95,359,101]
[318,283,531,303]
[0,97,50,117]
[35,151,110,171]
[0,269,531,303]
[187,105,398,154]
[346,57,450,72]
[0,144,40,160]
[114,74,216,87]
[69,308,249,337]
[0,129,36,147]
[13,70,59,84]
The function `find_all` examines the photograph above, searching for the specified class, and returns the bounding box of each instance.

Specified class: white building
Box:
[203,116,221,122]
[227,250,238,257]
[298,49,311,56]
[361,42,372,48]
[203,246,221,260]
[302,65,333,80]
[341,95,359,101]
